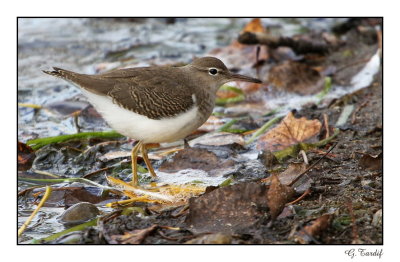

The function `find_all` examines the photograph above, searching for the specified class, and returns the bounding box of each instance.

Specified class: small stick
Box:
[255,45,262,78]
[299,150,309,165]
[18,186,52,237]
[323,113,330,139]
[286,188,312,206]
[376,27,382,51]
[18,103,43,109]
[309,148,338,158]
[82,166,112,179]
[72,111,82,133]
[289,143,337,187]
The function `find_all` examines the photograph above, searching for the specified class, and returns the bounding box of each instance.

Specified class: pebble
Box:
[57,202,100,226]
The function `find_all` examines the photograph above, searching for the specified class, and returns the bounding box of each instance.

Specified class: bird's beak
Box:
[230,73,262,84]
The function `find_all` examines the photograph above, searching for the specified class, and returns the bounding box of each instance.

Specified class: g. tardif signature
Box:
[344,248,383,259]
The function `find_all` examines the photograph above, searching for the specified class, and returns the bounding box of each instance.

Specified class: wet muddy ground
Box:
[70,76,381,245]
[18,18,382,244]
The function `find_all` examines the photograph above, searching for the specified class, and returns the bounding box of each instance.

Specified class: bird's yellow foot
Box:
[130,141,157,186]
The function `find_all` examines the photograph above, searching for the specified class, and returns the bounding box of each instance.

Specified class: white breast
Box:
[82,90,201,143]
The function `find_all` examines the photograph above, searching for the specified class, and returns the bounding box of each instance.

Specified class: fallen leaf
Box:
[257,112,322,152]
[262,162,307,185]
[106,176,174,203]
[99,150,131,161]
[268,61,325,94]
[189,132,245,147]
[241,18,266,34]
[186,182,269,233]
[294,214,332,244]
[109,225,158,244]
[276,205,296,220]
[18,141,35,171]
[34,186,114,207]
[99,149,165,162]
[267,174,295,221]
[358,152,382,171]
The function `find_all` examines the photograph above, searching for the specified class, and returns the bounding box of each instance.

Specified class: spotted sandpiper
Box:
[43,57,262,186]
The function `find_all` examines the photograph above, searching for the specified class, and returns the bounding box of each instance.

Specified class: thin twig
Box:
[300,150,309,165]
[82,166,112,179]
[376,27,382,51]
[18,186,52,237]
[286,188,312,206]
[323,113,330,139]
[18,103,43,109]
[289,143,337,187]
[72,111,82,133]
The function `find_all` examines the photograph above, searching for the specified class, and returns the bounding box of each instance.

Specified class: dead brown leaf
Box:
[186,182,269,233]
[294,214,332,244]
[358,152,382,171]
[109,224,158,244]
[18,141,35,171]
[262,162,308,186]
[189,132,245,147]
[257,112,322,152]
[267,174,295,221]
[268,61,325,94]
[241,18,266,34]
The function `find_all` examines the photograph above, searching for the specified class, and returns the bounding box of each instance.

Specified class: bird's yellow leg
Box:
[131,141,143,186]
[141,143,157,178]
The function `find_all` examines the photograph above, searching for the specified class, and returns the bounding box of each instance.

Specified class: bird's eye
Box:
[208,68,218,75]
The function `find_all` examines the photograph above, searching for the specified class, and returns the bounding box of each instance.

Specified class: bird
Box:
[43,57,262,186]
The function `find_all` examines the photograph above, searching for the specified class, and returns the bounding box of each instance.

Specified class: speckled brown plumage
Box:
[44,66,198,119]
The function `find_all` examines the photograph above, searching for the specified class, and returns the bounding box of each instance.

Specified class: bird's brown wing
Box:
[44,67,195,120]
